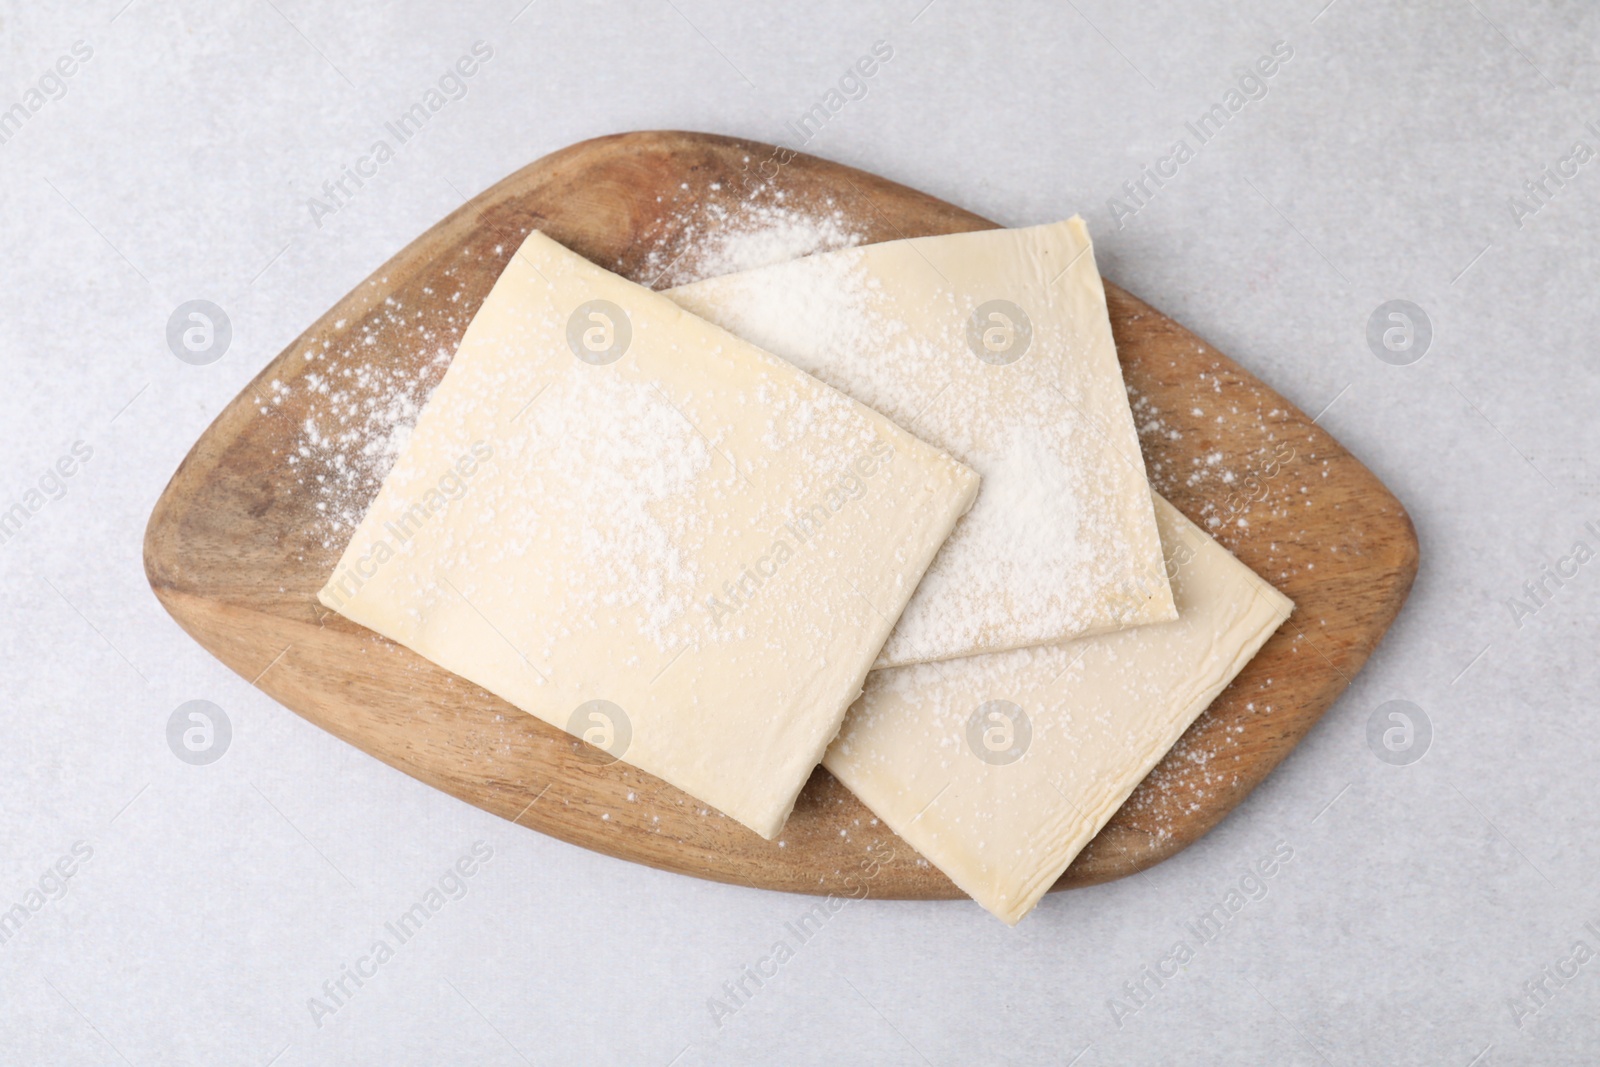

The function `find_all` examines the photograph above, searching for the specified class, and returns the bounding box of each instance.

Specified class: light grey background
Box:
[2,0,1597,1063]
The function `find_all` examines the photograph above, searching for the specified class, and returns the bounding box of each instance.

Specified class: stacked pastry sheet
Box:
[319,218,1292,924]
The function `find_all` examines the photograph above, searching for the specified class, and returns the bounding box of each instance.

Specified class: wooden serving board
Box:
[144,132,1417,899]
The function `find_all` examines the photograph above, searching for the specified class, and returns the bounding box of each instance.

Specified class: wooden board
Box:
[143,131,1418,899]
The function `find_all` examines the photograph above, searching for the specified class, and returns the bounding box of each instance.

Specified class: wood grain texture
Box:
[144,131,1418,899]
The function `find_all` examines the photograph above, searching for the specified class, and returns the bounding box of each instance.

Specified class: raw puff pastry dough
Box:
[823,496,1292,924]
[669,219,1175,667]
[319,230,980,840]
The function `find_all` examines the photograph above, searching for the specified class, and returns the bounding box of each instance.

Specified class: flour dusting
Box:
[638,183,864,288]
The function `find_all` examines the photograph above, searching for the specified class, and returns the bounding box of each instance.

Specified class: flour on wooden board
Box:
[637,181,864,287]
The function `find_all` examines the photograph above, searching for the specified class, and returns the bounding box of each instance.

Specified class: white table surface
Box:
[3,0,1598,1063]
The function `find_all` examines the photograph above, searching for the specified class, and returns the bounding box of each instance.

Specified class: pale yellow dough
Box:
[318,231,980,840]
[668,218,1175,668]
[823,496,1292,924]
